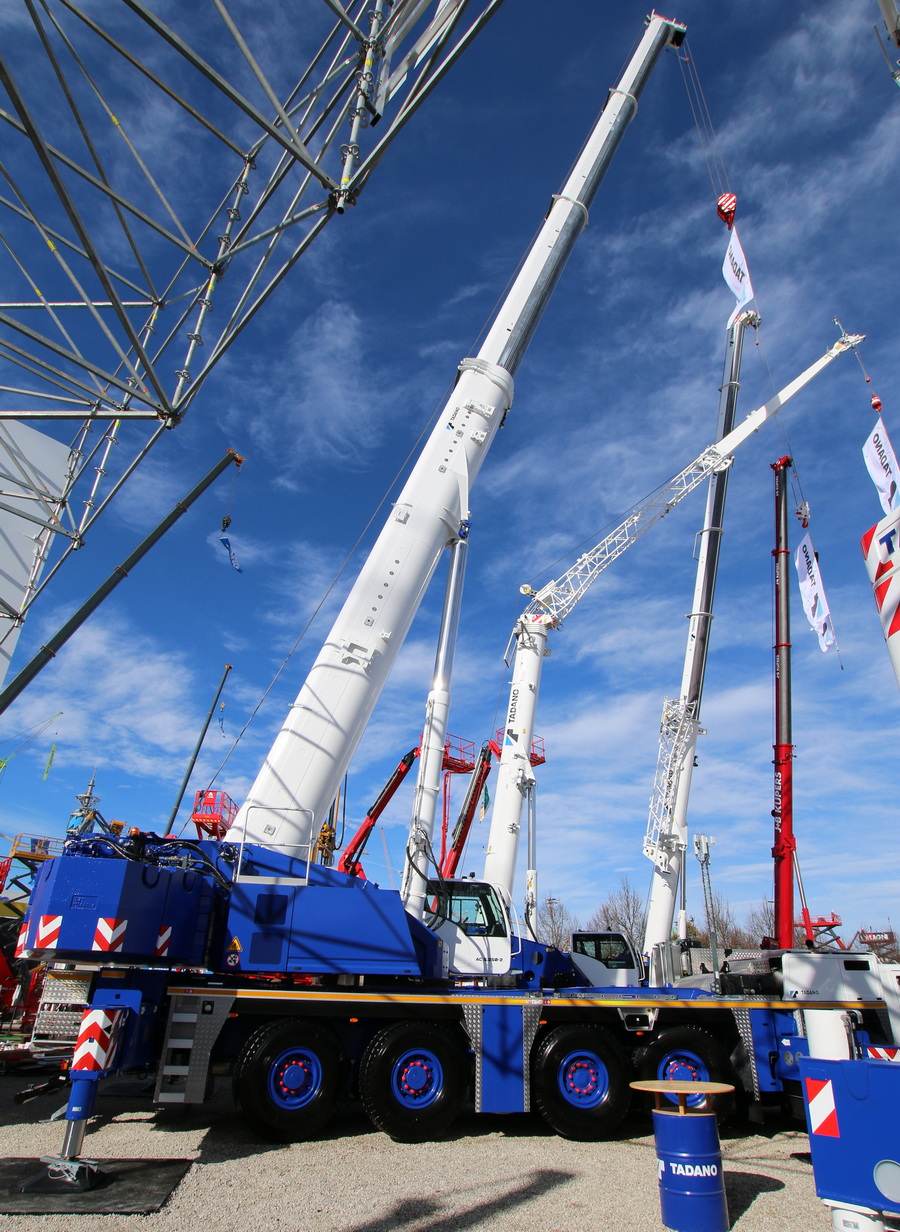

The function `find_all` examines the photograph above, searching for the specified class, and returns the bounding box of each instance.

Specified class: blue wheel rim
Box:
[656,1047,710,1107]
[268,1045,323,1111]
[556,1049,610,1109]
[391,1047,444,1109]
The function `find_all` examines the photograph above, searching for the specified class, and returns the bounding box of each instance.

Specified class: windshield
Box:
[425,880,507,938]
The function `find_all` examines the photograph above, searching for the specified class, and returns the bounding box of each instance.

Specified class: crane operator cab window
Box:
[423,879,513,976]
[425,879,507,938]
[573,932,633,968]
[570,931,641,988]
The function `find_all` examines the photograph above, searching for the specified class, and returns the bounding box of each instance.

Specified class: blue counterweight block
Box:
[26,853,216,965]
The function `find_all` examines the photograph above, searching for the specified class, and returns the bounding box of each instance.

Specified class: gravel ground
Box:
[0,1074,837,1231]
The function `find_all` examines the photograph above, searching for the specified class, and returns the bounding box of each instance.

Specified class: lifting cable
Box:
[845,323,886,417]
[218,459,243,572]
[0,710,63,781]
[680,39,848,669]
[678,40,732,203]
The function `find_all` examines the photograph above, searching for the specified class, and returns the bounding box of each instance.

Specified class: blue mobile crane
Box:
[13,14,900,1189]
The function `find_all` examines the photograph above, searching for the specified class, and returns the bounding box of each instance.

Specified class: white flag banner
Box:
[862,420,900,515]
[722,226,754,328]
[794,532,834,653]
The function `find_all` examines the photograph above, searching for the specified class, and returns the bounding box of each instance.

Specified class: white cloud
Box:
[0,612,202,783]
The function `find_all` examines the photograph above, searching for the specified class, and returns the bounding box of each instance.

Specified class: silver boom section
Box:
[226,14,687,853]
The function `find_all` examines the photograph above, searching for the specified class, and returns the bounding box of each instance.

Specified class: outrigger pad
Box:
[0,1157,191,1213]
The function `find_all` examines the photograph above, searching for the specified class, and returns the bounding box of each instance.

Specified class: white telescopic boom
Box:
[482,332,862,902]
[226,14,687,853]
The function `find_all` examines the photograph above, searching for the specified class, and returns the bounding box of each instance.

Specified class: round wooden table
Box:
[630,1079,735,1116]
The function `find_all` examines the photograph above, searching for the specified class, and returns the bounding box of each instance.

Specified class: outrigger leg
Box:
[22,1004,127,1193]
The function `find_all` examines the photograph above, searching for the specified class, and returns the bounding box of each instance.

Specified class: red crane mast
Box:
[771,456,796,949]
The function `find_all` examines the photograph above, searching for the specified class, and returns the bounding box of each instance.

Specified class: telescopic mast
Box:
[226,14,688,872]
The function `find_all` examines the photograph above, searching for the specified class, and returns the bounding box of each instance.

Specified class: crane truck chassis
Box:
[26,919,900,1149]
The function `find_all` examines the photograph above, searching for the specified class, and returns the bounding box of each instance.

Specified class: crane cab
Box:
[424,878,512,977]
[570,931,642,988]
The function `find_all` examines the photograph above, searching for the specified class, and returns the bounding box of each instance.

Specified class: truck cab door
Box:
[424,879,512,976]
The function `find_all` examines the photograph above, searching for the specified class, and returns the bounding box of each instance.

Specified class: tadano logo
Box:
[657,1159,719,1178]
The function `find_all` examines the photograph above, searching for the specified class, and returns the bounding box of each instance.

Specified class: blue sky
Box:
[1,0,898,943]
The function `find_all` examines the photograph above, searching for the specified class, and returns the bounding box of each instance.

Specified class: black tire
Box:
[359,1021,465,1143]
[233,1018,340,1141]
[532,1025,631,1141]
[636,1026,738,1117]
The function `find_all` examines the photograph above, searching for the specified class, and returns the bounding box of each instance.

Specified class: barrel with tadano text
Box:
[653,1108,729,1232]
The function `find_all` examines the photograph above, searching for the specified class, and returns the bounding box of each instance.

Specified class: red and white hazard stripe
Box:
[92,917,127,952]
[13,921,28,957]
[867,1046,900,1062]
[862,513,900,689]
[36,914,62,949]
[71,1008,125,1072]
[805,1076,840,1137]
[861,525,900,637]
[155,925,171,958]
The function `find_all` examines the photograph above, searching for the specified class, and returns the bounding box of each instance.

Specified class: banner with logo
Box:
[794,532,834,652]
[863,420,900,514]
[722,227,754,327]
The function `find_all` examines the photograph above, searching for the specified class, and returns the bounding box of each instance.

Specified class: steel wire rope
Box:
[679,34,809,514]
[677,40,731,200]
[0,709,61,761]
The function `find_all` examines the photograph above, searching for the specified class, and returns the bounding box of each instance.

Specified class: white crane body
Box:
[482,332,862,907]
[226,13,686,859]
[483,612,551,897]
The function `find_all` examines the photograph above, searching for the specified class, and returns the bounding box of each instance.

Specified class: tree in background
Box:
[698,890,741,949]
[692,895,805,950]
[740,897,775,947]
[537,895,581,951]
[586,874,645,956]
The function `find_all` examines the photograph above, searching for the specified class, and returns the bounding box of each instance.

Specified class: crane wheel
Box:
[532,1025,631,1141]
[635,1026,738,1119]
[359,1021,465,1143]
[233,1017,340,1141]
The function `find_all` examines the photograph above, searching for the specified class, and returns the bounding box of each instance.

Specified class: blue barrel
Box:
[652,1109,729,1232]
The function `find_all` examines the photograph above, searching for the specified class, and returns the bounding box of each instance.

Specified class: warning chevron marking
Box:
[92,917,127,952]
[72,1008,124,1072]
[806,1076,840,1138]
[36,914,62,948]
[155,925,172,957]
